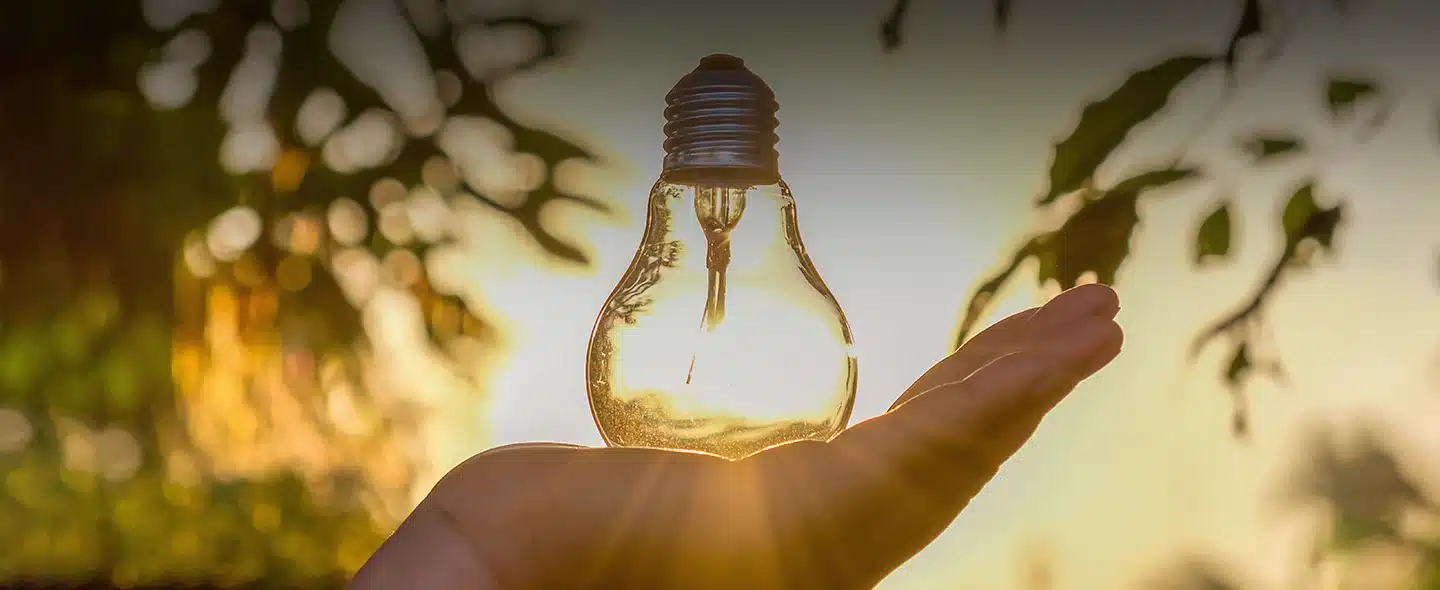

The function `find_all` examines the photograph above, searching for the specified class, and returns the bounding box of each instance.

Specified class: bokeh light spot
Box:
[206,206,263,262]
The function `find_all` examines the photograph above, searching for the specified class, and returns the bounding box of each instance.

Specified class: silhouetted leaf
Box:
[1036,247,1057,288]
[1046,190,1141,286]
[1109,166,1202,195]
[1305,203,1345,251]
[1325,76,1379,119]
[1195,201,1233,265]
[994,0,1013,33]
[1223,0,1264,80]
[1240,134,1304,161]
[1281,182,1346,252]
[1281,182,1318,242]
[1038,56,1215,205]
[880,0,910,52]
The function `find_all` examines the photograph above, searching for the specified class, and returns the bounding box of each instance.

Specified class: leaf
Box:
[1035,248,1057,288]
[1325,76,1379,119]
[1195,201,1233,265]
[1047,190,1141,286]
[994,0,1012,33]
[1303,202,1345,251]
[1281,182,1318,242]
[879,0,910,52]
[1038,56,1216,205]
[1279,182,1346,258]
[1109,166,1202,195]
[1240,134,1303,162]
[1223,0,1264,79]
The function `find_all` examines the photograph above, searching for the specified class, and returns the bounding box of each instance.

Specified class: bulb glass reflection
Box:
[586,180,857,460]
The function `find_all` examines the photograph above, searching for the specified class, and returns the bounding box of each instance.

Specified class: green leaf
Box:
[1281,182,1318,242]
[1195,201,1233,265]
[1280,182,1346,253]
[1325,76,1379,119]
[1223,0,1264,78]
[1038,55,1216,205]
[1304,203,1345,251]
[1109,166,1202,195]
[1035,248,1057,287]
[1240,134,1303,161]
[1048,190,1141,286]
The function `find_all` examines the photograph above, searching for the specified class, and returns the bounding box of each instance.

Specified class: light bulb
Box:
[586,54,857,460]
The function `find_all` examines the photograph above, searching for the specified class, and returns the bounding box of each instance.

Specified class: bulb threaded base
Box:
[661,54,780,186]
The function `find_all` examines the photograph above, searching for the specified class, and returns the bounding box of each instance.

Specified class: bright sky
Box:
[329,0,1440,587]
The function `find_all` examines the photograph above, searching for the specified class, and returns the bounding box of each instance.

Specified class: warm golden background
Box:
[2,0,1439,588]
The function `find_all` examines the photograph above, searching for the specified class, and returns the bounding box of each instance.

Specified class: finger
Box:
[833,316,1122,509]
[865,317,1123,462]
[347,504,503,590]
[889,307,1037,411]
[890,283,1120,411]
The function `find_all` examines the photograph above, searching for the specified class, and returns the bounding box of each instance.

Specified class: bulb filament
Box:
[685,186,745,385]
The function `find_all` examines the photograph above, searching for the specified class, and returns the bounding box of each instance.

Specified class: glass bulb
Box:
[585,54,857,460]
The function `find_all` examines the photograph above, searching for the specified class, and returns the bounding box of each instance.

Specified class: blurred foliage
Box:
[1288,423,1440,588]
[880,0,1416,439]
[0,0,599,585]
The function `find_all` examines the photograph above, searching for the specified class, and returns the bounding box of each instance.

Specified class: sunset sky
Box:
[326,0,1440,587]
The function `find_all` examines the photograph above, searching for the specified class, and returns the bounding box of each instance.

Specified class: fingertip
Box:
[1031,286,1117,336]
[1063,283,1121,318]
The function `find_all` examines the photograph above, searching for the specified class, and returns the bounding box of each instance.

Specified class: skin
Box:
[349,283,1125,589]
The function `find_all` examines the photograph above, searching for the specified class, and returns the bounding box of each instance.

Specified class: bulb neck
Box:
[661,54,780,187]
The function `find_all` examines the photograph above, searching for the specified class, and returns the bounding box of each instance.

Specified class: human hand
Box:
[348,284,1124,589]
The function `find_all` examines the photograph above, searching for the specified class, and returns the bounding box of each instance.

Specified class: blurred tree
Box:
[0,0,602,585]
[879,0,1417,438]
[1284,422,1440,590]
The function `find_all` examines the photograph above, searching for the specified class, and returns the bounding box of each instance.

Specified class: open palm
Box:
[350,284,1124,589]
